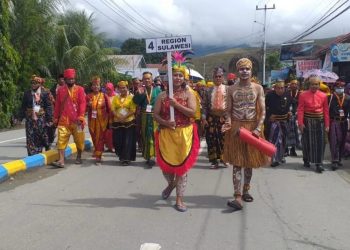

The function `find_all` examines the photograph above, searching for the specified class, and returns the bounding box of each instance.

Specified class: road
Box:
[0,129,349,250]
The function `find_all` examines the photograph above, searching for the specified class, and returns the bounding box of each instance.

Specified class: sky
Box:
[64,0,350,48]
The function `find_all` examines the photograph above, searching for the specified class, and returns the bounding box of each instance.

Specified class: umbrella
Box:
[187,68,204,80]
[302,69,339,83]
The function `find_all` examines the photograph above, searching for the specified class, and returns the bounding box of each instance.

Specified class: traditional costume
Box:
[104,82,115,152]
[328,81,350,169]
[133,72,162,166]
[20,76,53,155]
[223,58,268,209]
[265,81,291,167]
[53,68,86,161]
[154,51,200,212]
[86,77,110,163]
[297,78,329,171]
[286,80,301,156]
[111,81,137,165]
[202,67,228,168]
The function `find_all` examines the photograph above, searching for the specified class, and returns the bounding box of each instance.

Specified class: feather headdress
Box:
[162,50,194,80]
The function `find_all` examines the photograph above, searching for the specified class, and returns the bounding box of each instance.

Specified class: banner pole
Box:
[167,51,175,122]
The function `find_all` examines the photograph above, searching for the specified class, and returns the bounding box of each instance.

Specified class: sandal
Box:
[227,200,243,210]
[161,185,175,200]
[51,161,65,168]
[210,163,219,169]
[75,157,82,164]
[174,203,187,212]
[242,193,254,202]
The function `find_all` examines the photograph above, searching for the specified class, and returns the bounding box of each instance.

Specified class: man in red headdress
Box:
[227,73,236,86]
[52,68,86,168]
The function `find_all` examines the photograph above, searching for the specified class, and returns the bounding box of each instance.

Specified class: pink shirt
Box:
[297,90,329,127]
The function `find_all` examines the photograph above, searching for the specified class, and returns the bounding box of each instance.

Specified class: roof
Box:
[317,33,350,55]
[107,55,146,70]
[146,64,167,71]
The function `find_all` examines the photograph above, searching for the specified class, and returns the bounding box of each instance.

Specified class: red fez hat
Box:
[227,73,236,80]
[64,68,76,78]
[105,82,114,91]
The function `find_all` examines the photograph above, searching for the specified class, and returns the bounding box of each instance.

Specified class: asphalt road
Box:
[0,129,350,250]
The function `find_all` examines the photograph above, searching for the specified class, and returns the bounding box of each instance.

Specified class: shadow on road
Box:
[62,193,233,211]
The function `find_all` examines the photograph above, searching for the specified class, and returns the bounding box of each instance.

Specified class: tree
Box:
[266,51,282,72]
[121,38,165,64]
[10,0,59,91]
[0,0,20,128]
[49,10,118,85]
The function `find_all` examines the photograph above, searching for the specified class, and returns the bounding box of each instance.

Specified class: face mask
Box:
[335,88,344,94]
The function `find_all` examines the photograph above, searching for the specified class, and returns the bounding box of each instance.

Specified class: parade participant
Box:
[202,67,228,169]
[328,80,350,170]
[36,76,56,150]
[111,81,137,165]
[130,77,143,151]
[130,77,141,94]
[285,79,301,156]
[20,75,53,155]
[153,57,199,212]
[222,58,268,210]
[297,76,330,173]
[50,74,65,100]
[52,68,86,168]
[227,73,236,86]
[189,84,202,138]
[86,76,110,165]
[133,71,162,167]
[104,82,115,153]
[265,80,291,167]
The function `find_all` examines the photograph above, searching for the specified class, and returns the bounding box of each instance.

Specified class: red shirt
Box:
[54,85,86,126]
[297,90,329,127]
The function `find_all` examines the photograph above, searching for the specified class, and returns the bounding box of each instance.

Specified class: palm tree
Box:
[49,10,118,85]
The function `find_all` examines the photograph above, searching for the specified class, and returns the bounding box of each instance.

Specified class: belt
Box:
[331,117,346,121]
[26,108,45,116]
[272,114,289,121]
[209,110,225,117]
[304,112,323,119]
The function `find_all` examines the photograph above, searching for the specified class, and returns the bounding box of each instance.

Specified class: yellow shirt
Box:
[111,94,136,123]
[188,87,201,120]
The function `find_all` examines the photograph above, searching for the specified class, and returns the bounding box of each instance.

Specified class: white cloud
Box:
[66,0,350,46]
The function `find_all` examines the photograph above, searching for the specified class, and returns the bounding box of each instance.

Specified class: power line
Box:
[81,0,141,37]
[292,4,350,42]
[99,0,151,36]
[121,0,170,35]
[287,0,349,42]
[105,0,166,36]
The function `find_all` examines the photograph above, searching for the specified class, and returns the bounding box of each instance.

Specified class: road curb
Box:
[0,139,92,182]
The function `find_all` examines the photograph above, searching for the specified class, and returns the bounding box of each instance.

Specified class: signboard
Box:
[145,35,192,53]
[322,51,333,71]
[296,59,322,77]
[280,41,314,61]
[330,43,350,62]
[270,68,290,81]
[145,35,192,122]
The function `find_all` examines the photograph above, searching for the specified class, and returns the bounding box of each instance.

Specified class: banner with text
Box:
[146,35,192,53]
[330,43,350,62]
[296,60,322,77]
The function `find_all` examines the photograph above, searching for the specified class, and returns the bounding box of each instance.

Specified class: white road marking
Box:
[0,137,26,144]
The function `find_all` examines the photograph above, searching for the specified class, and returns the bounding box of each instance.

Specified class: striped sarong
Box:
[286,114,300,148]
[268,121,287,163]
[302,117,325,164]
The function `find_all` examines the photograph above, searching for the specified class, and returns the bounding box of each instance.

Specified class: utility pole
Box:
[203,62,206,78]
[256,4,275,85]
